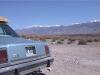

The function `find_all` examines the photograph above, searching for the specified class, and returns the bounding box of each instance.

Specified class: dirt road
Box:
[42,42,100,75]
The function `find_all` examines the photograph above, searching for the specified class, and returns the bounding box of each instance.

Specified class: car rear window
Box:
[0,27,4,35]
[0,24,19,37]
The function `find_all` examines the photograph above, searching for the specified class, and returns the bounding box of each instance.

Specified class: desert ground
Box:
[42,41,100,75]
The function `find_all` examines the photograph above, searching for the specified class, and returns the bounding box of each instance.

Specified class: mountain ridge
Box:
[16,21,100,35]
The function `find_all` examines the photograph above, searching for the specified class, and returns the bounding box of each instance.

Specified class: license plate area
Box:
[25,46,36,57]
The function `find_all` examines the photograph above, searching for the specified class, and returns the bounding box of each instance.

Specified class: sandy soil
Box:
[42,42,100,75]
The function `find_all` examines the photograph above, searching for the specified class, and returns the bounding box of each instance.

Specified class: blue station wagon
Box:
[0,17,54,75]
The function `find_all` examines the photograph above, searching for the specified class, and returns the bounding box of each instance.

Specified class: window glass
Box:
[0,24,19,37]
[0,27,4,35]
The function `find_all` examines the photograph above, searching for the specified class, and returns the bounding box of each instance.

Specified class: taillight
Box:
[0,48,8,64]
[45,45,50,55]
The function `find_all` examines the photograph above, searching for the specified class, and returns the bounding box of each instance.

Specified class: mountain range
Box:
[16,21,100,35]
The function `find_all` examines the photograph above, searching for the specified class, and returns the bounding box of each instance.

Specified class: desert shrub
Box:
[51,39,56,42]
[42,39,46,42]
[94,39,99,42]
[67,39,76,44]
[60,38,65,41]
[39,38,46,41]
[21,35,26,38]
[78,40,87,45]
[68,39,76,42]
[87,40,93,43]
[56,40,63,44]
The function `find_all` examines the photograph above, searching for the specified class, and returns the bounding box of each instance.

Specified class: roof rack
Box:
[0,16,8,23]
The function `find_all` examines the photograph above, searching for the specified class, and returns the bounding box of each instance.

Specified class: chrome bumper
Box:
[0,57,54,75]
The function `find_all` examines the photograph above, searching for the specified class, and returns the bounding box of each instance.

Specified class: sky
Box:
[0,0,100,29]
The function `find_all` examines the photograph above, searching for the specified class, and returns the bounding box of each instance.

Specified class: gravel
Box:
[42,42,100,75]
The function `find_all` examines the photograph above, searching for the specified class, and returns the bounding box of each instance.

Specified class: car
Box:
[0,16,54,75]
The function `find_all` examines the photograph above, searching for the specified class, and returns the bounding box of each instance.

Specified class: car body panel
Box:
[0,21,54,75]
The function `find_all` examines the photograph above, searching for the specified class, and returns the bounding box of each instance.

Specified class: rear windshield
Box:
[0,24,19,37]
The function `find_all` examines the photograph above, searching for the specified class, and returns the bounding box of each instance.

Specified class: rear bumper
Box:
[0,57,54,75]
